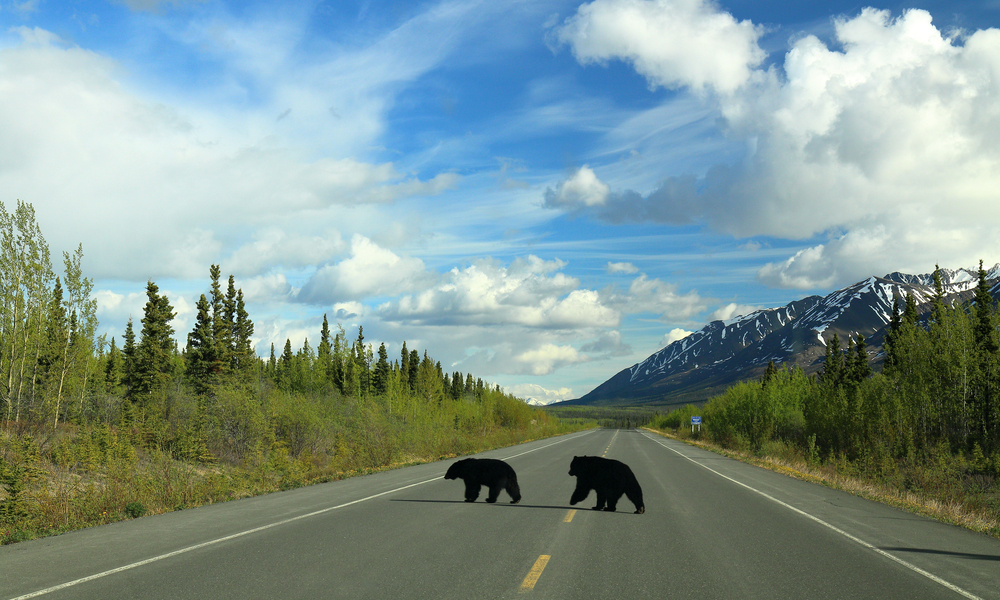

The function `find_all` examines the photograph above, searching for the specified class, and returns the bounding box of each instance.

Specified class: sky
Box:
[2,0,999,403]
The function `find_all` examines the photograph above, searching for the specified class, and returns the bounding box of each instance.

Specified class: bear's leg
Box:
[605,489,624,512]
[485,483,502,503]
[570,484,590,506]
[592,489,607,511]
[464,480,481,502]
[625,484,645,514]
[506,478,521,504]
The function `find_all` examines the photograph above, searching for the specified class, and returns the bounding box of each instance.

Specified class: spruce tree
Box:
[232,288,254,373]
[373,342,390,395]
[186,294,214,394]
[400,341,410,390]
[317,315,333,386]
[122,318,137,403]
[821,333,843,388]
[135,281,175,401]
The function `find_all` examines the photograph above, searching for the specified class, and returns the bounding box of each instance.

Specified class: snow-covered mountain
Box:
[562,266,1000,408]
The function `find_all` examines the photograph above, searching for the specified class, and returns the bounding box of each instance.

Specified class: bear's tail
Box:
[507,473,521,504]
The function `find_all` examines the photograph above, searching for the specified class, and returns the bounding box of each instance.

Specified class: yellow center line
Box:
[563,509,576,523]
[519,555,551,592]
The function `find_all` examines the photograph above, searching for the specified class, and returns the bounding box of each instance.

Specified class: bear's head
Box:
[445,459,469,480]
[568,455,584,476]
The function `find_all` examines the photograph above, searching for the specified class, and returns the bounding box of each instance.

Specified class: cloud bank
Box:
[552,2,1000,288]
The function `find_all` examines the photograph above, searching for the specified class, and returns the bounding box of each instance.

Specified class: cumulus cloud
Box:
[603,274,711,321]
[553,0,766,95]
[580,330,632,357]
[0,27,458,282]
[606,261,639,274]
[709,302,762,322]
[514,343,587,375]
[543,165,610,208]
[552,5,1000,288]
[297,234,435,304]
[380,255,619,329]
[660,328,692,346]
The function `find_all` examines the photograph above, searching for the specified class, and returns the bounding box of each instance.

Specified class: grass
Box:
[643,426,1000,539]
[0,420,595,545]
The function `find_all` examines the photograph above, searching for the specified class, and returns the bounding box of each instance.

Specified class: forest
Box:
[651,263,1000,535]
[0,201,584,544]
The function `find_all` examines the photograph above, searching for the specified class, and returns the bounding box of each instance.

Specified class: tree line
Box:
[1,201,557,481]
[675,261,1000,472]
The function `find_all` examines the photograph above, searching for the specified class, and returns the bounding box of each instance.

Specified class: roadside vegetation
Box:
[648,265,1000,537]
[0,202,589,545]
[543,406,658,429]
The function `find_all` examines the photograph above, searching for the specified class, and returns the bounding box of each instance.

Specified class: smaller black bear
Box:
[568,455,644,514]
[445,458,522,504]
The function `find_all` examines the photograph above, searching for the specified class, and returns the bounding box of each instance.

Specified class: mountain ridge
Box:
[556,265,1000,408]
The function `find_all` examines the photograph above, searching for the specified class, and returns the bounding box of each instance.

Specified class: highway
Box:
[2,428,999,599]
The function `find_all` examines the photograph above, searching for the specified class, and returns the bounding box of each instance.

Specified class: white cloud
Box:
[606,261,638,274]
[380,255,620,329]
[660,328,692,346]
[226,229,345,277]
[553,0,766,95]
[603,274,711,321]
[553,6,1000,288]
[0,27,458,282]
[297,234,434,304]
[580,330,632,357]
[543,165,610,208]
[709,303,762,322]
[505,382,576,404]
[514,343,587,376]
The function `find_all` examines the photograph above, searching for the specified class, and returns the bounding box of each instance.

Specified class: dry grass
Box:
[644,427,1000,539]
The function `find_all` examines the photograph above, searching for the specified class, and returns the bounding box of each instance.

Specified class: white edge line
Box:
[640,432,983,600]
[10,429,595,600]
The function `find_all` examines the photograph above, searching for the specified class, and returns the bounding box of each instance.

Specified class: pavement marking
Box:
[500,429,596,461]
[563,509,576,523]
[519,555,551,592]
[10,429,596,600]
[601,429,619,457]
[641,432,984,600]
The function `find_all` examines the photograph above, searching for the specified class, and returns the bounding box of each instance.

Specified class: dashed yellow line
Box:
[563,509,576,523]
[519,555,551,592]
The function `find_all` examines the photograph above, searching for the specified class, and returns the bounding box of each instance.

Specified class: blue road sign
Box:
[691,416,702,425]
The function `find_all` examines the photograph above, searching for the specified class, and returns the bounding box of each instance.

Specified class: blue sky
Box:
[2,0,999,403]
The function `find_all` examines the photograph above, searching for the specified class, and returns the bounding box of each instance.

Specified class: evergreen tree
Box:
[104,336,120,391]
[232,288,254,373]
[317,315,333,386]
[972,260,997,448]
[209,265,232,374]
[186,294,215,394]
[821,333,843,388]
[121,318,137,403]
[761,360,778,388]
[400,341,410,390]
[903,292,919,326]
[373,342,390,395]
[135,281,176,401]
[408,348,419,391]
[850,334,871,383]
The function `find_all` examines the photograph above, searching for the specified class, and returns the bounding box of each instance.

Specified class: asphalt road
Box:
[2,428,999,599]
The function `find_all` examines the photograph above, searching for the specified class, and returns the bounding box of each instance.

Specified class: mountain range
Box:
[555,266,1000,409]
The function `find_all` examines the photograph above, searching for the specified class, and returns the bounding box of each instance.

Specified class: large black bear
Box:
[568,455,644,514]
[445,458,522,504]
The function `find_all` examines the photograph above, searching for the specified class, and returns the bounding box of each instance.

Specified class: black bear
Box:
[568,455,644,514]
[445,458,522,504]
